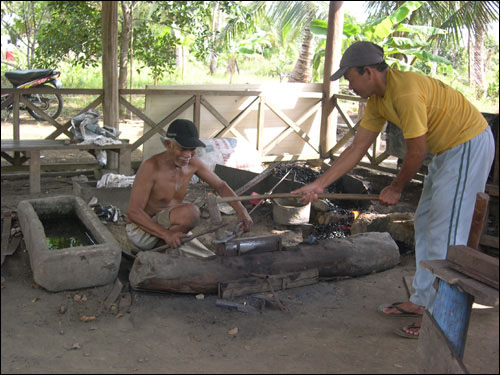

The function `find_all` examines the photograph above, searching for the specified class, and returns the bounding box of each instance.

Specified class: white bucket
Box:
[272,198,311,225]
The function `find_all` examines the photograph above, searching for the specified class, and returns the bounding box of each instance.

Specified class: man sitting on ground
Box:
[126,119,253,252]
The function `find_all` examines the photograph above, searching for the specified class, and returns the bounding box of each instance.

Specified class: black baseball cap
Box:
[165,119,206,148]
[330,41,385,81]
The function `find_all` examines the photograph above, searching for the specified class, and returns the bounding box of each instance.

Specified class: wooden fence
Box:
[1,86,401,175]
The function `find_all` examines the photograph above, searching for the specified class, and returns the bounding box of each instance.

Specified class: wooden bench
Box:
[1,139,132,194]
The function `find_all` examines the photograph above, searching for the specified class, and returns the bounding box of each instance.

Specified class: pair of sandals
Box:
[377,302,423,339]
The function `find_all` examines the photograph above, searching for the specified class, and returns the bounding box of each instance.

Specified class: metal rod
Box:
[216,193,379,204]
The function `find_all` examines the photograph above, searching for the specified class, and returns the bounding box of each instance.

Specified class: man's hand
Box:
[237,210,253,232]
[379,185,401,206]
[291,183,324,204]
[162,230,189,249]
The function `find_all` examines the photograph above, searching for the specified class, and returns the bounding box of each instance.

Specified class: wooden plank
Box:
[234,161,280,195]
[265,100,318,153]
[467,192,490,250]
[131,96,196,151]
[218,269,319,299]
[1,139,130,151]
[417,310,468,374]
[420,259,499,307]
[480,234,499,249]
[329,121,360,155]
[447,245,499,289]
[403,275,415,298]
[29,150,41,194]
[213,96,258,137]
[20,96,73,138]
[200,96,229,128]
[1,211,12,254]
[119,96,157,129]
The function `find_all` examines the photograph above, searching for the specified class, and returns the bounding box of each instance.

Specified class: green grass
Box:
[2,53,498,114]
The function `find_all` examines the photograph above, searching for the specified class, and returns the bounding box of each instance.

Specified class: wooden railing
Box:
[1,86,399,174]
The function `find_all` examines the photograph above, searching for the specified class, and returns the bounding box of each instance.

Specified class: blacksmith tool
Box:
[215,298,259,314]
[217,192,380,204]
[213,169,293,246]
[146,222,228,253]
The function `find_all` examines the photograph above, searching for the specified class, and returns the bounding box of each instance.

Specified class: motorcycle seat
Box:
[5,69,55,87]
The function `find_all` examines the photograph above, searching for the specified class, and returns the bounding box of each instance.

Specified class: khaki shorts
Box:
[126,208,173,250]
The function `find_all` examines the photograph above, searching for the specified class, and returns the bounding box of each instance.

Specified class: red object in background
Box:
[249,192,263,206]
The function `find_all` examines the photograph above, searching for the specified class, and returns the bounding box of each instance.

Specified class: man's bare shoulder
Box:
[136,153,166,178]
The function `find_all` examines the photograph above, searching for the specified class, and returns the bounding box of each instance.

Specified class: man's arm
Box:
[292,127,379,202]
[194,158,253,231]
[127,159,187,247]
[379,134,427,205]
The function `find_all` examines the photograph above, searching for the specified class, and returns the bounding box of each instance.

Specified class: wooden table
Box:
[1,139,132,194]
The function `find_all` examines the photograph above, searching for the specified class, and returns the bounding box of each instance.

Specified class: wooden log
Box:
[129,232,400,293]
[218,269,319,299]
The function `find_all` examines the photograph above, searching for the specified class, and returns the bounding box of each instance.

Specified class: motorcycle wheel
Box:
[26,83,63,121]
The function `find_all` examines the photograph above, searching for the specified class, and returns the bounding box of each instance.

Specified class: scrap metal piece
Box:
[215,298,259,314]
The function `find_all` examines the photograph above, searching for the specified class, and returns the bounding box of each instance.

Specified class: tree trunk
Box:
[129,232,400,294]
[288,24,314,83]
[119,1,136,116]
[472,21,486,98]
[209,1,221,75]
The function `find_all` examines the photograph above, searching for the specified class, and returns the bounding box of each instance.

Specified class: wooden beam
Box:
[216,96,259,138]
[102,1,119,169]
[467,192,490,251]
[320,1,344,158]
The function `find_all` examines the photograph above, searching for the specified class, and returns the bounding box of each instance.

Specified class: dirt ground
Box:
[1,120,499,374]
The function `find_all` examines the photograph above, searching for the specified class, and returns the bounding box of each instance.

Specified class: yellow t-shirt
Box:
[361,69,487,154]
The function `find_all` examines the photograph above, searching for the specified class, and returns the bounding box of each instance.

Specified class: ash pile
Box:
[274,164,372,240]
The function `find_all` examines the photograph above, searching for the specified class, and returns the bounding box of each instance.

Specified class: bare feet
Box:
[381,301,424,316]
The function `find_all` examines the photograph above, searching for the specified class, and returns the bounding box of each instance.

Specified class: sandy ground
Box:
[1,170,498,374]
[1,119,498,374]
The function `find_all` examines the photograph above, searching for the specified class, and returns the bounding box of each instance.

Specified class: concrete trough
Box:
[17,195,122,292]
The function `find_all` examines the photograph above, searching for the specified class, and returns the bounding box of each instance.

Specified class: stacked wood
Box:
[129,232,400,294]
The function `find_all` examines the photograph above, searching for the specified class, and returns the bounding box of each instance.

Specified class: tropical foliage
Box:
[1,1,498,108]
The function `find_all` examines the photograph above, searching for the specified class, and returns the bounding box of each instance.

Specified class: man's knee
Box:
[171,204,200,227]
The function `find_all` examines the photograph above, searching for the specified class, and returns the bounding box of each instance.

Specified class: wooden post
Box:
[102,1,119,170]
[467,192,489,251]
[320,1,344,159]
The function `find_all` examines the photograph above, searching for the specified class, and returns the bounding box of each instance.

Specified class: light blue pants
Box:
[410,127,495,312]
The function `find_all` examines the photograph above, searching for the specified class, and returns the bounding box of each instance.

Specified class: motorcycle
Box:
[1,68,63,121]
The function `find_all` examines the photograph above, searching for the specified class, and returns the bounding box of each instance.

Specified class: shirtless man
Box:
[126,119,253,251]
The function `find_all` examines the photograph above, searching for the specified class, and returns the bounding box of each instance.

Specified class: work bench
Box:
[1,139,132,194]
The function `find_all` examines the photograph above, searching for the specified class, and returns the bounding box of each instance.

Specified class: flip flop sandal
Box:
[377,302,423,317]
[394,322,421,339]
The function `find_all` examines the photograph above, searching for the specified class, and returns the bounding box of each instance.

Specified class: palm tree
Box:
[265,1,330,83]
[365,1,499,96]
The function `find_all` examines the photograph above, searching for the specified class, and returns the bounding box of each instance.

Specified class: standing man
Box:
[127,119,253,252]
[292,41,495,338]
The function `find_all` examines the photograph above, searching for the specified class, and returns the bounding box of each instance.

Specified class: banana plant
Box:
[310,0,452,80]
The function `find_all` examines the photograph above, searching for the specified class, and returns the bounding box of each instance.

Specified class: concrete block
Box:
[17,195,122,292]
